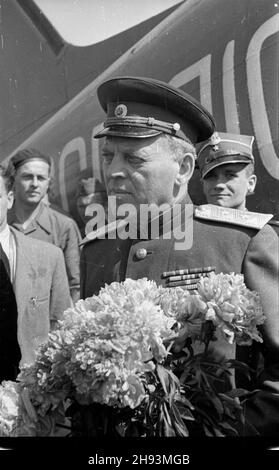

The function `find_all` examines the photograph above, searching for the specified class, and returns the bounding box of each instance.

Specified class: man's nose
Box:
[106,154,127,178]
[31,176,39,186]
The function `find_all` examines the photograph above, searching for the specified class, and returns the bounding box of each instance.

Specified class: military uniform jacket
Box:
[80,204,279,434]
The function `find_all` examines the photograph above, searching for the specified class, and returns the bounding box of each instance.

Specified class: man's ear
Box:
[7,190,14,210]
[247,174,257,195]
[175,153,195,186]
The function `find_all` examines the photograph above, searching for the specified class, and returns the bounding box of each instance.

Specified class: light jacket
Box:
[11,227,71,365]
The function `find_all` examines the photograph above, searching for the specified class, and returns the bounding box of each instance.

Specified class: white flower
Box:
[14,273,265,437]
[0,381,20,436]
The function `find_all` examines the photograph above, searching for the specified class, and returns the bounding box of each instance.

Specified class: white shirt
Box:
[0,225,16,282]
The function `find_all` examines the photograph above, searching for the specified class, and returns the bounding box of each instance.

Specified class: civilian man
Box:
[0,164,71,373]
[8,148,81,303]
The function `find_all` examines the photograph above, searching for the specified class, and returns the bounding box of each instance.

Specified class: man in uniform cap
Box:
[80,76,279,435]
[8,148,82,303]
[197,132,257,210]
[197,132,279,233]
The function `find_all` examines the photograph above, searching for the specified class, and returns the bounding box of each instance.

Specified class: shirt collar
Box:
[0,224,11,244]
[34,203,52,234]
[8,202,52,235]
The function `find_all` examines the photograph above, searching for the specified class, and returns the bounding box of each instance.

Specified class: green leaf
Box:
[213,427,226,437]
[162,402,172,426]
[210,396,224,416]
[176,395,195,410]
[156,364,180,401]
[161,402,176,436]
[163,419,176,436]
[173,403,192,425]
[225,388,251,398]
[202,423,215,437]
[173,420,189,437]
[156,364,170,395]
[218,421,239,436]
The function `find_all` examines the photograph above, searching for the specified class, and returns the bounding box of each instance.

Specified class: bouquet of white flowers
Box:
[0,273,265,437]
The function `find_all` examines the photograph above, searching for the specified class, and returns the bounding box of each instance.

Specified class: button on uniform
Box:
[135,248,147,260]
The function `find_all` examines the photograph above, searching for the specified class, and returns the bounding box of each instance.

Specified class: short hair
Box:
[164,134,196,163]
[0,164,15,193]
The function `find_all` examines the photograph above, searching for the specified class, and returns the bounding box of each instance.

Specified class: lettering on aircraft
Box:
[246,13,279,180]
[58,14,279,212]
[59,137,87,212]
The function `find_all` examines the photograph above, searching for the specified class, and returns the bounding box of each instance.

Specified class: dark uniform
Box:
[80,76,279,435]
[0,245,21,381]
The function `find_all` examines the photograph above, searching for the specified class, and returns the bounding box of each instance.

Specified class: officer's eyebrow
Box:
[101,143,146,159]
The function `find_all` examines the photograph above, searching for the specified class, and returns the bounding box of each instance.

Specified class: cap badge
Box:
[208,132,221,153]
[114,104,128,118]
[172,122,181,133]
[209,132,221,150]
[147,117,155,126]
[210,132,221,146]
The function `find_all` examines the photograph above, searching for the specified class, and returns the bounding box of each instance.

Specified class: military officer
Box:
[196,131,279,234]
[196,132,257,210]
[80,76,279,435]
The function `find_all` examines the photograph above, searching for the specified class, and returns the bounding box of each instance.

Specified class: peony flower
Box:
[17,279,176,411]
[0,381,20,436]
[13,274,265,437]
[0,381,39,437]
[197,272,265,345]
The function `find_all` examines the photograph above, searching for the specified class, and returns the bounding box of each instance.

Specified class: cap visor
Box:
[94,126,162,139]
[202,157,252,178]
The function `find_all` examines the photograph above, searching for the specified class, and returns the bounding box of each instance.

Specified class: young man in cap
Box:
[197,132,257,210]
[80,76,279,435]
[0,164,71,373]
[196,131,279,233]
[8,148,82,303]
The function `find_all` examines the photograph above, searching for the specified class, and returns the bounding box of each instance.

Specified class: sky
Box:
[35,0,182,46]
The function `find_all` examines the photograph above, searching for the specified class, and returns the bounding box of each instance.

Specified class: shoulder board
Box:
[80,219,128,247]
[268,219,279,227]
[194,204,273,229]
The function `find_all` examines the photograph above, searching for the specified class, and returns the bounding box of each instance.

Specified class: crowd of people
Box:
[0,76,278,435]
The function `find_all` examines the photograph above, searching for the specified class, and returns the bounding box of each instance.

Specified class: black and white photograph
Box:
[0,0,278,466]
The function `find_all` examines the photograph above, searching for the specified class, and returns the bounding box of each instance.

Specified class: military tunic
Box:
[80,205,279,435]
